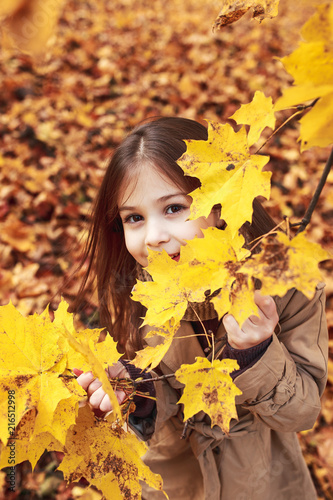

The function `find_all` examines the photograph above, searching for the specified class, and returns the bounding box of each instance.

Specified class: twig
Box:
[133,373,175,384]
[189,302,212,348]
[247,220,285,255]
[296,145,333,234]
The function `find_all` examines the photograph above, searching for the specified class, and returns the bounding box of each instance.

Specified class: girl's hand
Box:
[73,362,129,413]
[223,290,279,350]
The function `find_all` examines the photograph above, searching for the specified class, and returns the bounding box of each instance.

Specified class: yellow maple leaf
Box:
[176,357,242,433]
[54,298,120,376]
[213,273,257,328]
[216,158,271,237]
[0,302,86,444]
[132,227,259,348]
[49,395,81,445]
[214,0,279,29]
[177,121,271,236]
[133,320,180,371]
[0,0,66,54]
[51,297,123,421]
[0,408,64,470]
[230,91,276,146]
[298,92,333,150]
[58,405,166,500]
[61,327,123,422]
[132,245,213,328]
[274,3,333,150]
[131,227,236,328]
[240,232,329,299]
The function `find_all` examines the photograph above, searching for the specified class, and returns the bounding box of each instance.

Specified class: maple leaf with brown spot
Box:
[0,298,122,448]
[0,301,85,445]
[176,357,242,433]
[0,408,64,470]
[240,231,330,299]
[58,405,166,500]
[132,227,258,340]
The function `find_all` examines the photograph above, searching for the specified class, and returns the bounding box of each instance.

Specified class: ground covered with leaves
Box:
[0,0,332,498]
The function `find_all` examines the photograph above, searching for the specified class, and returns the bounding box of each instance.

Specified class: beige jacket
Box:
[140,284,328,500]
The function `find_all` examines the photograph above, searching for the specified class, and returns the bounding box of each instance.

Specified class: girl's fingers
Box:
[89,386,126,411]
[75,371,95,391]
[254,291,278,322]
[107,362,129,380]
[223,293,279,349]
[89,385,109,409]
[223,314,241,335]
[86,378,103,397]
[74,367,128,413]
[99,393,113,413]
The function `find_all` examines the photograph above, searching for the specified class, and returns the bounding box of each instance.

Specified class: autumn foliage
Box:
[0,0,333,499]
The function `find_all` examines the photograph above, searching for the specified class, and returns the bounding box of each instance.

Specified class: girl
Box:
[73,117,328,500]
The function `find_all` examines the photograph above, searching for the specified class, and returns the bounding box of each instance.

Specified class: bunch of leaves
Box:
[131,105,329,433]
[0,298,165,499]
[274,2,333,151]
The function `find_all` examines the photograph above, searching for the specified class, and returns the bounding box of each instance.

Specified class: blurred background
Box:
[0,0,332,498]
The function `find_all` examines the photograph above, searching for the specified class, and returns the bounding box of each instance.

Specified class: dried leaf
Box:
[214,0,279,29]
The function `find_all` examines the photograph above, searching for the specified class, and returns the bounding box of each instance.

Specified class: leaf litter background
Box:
[0,0,333,498]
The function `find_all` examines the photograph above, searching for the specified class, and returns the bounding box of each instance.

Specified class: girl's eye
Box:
[124,214,143,224]
[166,204,186,214]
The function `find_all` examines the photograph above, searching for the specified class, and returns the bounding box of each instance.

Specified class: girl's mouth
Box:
[170,253,180,262]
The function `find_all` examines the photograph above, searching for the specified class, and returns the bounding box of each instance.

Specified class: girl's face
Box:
[118,163,219,267]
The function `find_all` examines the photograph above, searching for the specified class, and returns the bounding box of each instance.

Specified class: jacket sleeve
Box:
[233,282,328,432]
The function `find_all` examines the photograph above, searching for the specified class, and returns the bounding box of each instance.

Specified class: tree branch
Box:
[296,146,333,234]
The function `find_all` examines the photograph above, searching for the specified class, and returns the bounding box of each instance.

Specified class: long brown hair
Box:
[73,117,275,357]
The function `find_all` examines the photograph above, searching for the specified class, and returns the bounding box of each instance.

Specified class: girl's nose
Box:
[145,220,170,248]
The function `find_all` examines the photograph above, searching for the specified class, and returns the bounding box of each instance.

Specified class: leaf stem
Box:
[296,146,333,234]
